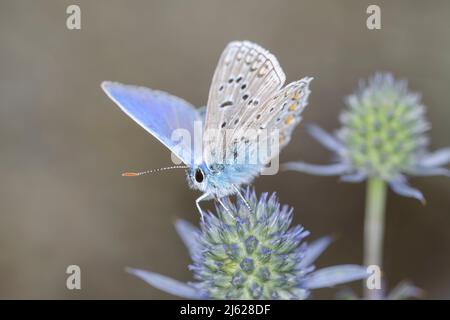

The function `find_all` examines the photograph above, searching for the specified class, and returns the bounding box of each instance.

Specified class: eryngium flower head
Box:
[284,73,450,202]
[128,188,367,299]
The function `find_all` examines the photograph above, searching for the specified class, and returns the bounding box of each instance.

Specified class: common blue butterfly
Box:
[102,41,312,217]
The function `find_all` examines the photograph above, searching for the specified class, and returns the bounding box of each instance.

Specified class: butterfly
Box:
[102,41,312,218]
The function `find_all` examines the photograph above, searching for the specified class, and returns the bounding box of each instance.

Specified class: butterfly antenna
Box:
[122,165,189,177]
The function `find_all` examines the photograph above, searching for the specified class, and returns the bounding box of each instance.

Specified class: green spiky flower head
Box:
[284,73,449,202]
[193,190,311,299]
[337,73,429,180]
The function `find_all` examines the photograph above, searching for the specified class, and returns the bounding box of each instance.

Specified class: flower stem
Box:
[363,177,387,300]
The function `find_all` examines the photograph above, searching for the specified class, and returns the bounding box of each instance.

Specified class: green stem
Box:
[363,177,387,300]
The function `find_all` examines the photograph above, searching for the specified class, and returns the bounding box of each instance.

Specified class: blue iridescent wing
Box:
[102,82,202,165]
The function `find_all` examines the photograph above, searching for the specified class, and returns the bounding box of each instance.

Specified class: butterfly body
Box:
[187,162,261,198]
[102,41,312,215]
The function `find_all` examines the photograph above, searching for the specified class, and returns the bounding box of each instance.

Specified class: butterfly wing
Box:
[102,82,201,165]
[225,78,312,168]
[203,41,286,165]
[242,77,313,165]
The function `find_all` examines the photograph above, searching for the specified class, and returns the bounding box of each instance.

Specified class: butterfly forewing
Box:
[101,82,202,166]
[203,41,286,165]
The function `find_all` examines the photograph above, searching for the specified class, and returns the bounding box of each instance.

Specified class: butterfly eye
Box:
[195,168,204,183]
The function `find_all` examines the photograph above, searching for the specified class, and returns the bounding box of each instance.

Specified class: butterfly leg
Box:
[195,193,209,223]
[217,197,235,220]
[233,185,253,213]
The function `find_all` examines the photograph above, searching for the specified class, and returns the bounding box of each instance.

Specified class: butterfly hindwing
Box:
[230,78,313,166]
[102,82,201,165]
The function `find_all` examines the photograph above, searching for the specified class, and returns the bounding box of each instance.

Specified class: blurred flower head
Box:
[284,73,450,202]
[128,188,367,299]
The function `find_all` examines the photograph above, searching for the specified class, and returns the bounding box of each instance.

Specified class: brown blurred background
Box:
[0,0,449,299]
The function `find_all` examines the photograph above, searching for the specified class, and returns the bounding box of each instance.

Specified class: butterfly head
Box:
[187,164,211,193]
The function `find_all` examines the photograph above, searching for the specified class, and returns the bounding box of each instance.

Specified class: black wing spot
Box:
[242,94,249,101]
[220,101,233,108]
